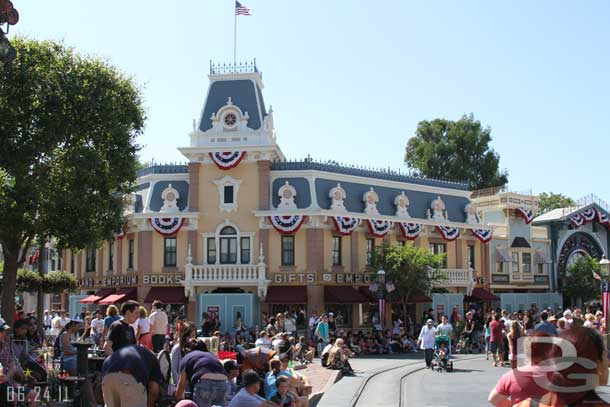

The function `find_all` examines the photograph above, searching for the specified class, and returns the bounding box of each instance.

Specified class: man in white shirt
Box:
[418,319,437,368]
[255,331,272,349]
[43,310,53,332]
[308,314,318,339]
[90,311,105,346]
[148,300,168,353]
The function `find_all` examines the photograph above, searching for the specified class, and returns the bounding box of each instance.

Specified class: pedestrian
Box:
[136,306,153,351]
[149,300,169,353]
[484,315,492,360]
[101,344,162,407]
[175,338,227,407]
[171,322,197,386]
[265,359,282,397]
[104,300,139,355]
[489,314,506,367]
[534,312,558,336]
[308,313,318,340]
[43,310,52,333]
[417,319,436,368]
[255,331,272,349]
[314,314,330,356]
[90,311,105,346]
[102,305,121,342]
[228,370,276,407]
[59,319,82,375]
[223,359,240,403]
[507,319,522,369]
[327,338,354,375]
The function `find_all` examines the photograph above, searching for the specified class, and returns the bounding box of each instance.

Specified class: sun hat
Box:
[426,319,433,324]
[563,310,572,317]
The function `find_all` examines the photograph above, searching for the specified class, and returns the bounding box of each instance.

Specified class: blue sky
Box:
[14,1,610,203]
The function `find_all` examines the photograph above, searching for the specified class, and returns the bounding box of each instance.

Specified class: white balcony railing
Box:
[190,264,260,285]
[429,268,473,288]
[183,244,270,299]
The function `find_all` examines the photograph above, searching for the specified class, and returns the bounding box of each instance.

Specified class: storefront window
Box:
[325,304,352,328]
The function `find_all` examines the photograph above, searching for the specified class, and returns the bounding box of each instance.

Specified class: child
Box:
[268,376,296,407]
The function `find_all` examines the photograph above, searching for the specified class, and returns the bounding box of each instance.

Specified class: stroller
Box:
[431,335,453,372]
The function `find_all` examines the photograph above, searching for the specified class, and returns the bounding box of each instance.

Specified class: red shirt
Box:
[495,367,548,404]
[490,320,505,343]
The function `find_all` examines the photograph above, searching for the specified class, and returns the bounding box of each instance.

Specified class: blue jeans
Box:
[193,379,228,407]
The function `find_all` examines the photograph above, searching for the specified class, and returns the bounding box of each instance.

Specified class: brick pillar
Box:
[116,240,123,275]
[188,230,199,264]
[350,231,360,273]
[188,163,201,211]
[307,229,325,314]
[257,161,272,210]
[138,231,153,273]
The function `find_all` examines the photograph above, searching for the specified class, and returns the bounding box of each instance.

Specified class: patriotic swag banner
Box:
[150,217,184,236]
[367,220,393,238]
[331,216,360,236]
[569,207,610,228]
[516,207,535,224]
[397,222,422,240]
[209,151,246,170]
[269,215,306,235]
[436,226,460,241]
[471,228,493,243]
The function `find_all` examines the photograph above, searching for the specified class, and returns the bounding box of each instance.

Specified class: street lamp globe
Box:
[377,269,385,284]
[600,255,610,277]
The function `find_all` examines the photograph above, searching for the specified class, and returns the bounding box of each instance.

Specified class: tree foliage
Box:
[563,256,601,304]
[1,264,77,294]
[405,114,508,190]
[0,38,145,324]
[372,243,445,320]
[538,192,575,215]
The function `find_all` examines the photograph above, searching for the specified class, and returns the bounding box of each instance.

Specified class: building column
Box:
[188,230,199,265]
[306,228,325,314]
[257,161,272,210]
[188,163,201,211]
[351,231,360,273]
[138,231,153,273]
[116,240,123,275]
[456,240,463,269]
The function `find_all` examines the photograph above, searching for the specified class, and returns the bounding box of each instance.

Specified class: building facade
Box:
[65,62,505,329]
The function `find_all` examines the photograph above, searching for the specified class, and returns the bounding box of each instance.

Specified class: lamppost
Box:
[373,269,394,332]
[599,255,610,335]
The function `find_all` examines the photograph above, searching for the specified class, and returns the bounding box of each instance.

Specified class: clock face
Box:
[224,113,237,126]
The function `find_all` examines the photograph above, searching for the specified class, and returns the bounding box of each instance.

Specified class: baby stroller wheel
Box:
[446,362,453,372]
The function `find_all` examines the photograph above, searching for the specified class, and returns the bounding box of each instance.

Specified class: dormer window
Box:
[213,175,242,212]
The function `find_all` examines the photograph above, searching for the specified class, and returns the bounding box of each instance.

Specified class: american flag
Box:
[235,1,252,16]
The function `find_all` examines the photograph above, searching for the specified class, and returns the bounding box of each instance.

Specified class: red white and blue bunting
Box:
[568,207,610,229]
[436,226,460,241]
[397,222,422,240]
[269,215,306,235]
[471,228,493,244]
[331,216,360,236]
[367,220,393,238]
[150,217,184,236]
[116,228,126,240]
[209,151,246,170]
[581,207,597,222]
[516,207,535,224]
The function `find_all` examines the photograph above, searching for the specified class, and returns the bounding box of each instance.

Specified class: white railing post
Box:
[257,243,269,299]
[184,244,194,298]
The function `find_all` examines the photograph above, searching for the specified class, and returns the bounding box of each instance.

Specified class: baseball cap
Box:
[426,319,433,324]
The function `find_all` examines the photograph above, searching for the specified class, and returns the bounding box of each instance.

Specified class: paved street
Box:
[318,354,506,407]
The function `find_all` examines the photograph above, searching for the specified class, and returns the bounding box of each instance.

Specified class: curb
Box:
[308,369,342,406]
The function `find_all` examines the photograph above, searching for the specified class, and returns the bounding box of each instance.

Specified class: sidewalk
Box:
[293,359,342,406]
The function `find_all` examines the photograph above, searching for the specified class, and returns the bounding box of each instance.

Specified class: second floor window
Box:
[128,239,134,269]
[224,185,234,204]
[241,237,251,264]
[70,251,75,274]
[332,236,342,266]
[281,235,295,266]
[164,237,177,267]
[366,239,375,266]
[86,248,96,273]
[467,245,475,269]
[522,252,532,273]
[220,226,237,264]
[512,252,520,273]
[108,242,114,271]
[429,243,447,268]
[207,237,217,264]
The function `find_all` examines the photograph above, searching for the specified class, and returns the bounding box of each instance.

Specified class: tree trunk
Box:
[37,237,46,333]
[1,244,19,327]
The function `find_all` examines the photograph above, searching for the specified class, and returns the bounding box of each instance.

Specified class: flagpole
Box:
[233,5,237,65]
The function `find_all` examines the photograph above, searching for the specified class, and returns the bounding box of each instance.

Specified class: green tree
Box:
[538,192,575,215]
[0,38,145,325]
[372,243,445,324]
[405,114,508,190]
[563,256,601,305]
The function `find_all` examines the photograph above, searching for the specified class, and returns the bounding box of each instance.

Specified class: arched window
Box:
[219,226,237,264]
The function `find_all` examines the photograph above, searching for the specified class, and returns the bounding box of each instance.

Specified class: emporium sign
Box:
[79,273,183,288]
[271,272,377,285]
